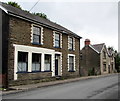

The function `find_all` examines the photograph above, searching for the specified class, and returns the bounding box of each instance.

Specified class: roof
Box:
[108,48,114,56]
[0,2,82,39]
[91,43,105,53]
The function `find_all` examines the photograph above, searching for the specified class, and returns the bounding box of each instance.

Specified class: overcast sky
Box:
[1,0,119,51]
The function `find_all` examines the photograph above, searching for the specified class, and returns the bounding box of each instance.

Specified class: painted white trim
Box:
[67,55,69,71]
[0,5,8,14]
[89,45,99,54]
[30,24,33,43]
[13,44,55,80]
[14,47,18,80]
[41,53,44,71]
[68,36,70,49]
[68,36,75,50]
[52,54,55,76]
[55,52,62,54]
[28,52,32,72]
[60,54,63,75]
[68,54,76,71]
[53,31,62,48]
[60,33,62,48]
[13,44,54,53]
[73,37,75,50]
[53,31,55,47]
[55,52,62,76]
[31,24,44,45]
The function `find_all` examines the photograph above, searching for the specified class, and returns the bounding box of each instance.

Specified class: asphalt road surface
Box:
[2,74,119,99]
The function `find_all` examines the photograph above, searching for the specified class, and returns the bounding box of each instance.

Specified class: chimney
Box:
[85,39,90,46]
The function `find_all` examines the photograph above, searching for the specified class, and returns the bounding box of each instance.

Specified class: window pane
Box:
[55,33,60,47]
[45,55,51,71]
[55,40,60,47]
[69,63,74,71]
[103,64,106,71]
[69,37,73,44]
[33,26,41,35]
[55,33,60,40]
[32,63,36,71]
[33,35,40,44]
[69,37,73,50]
[69,56,74,71]
[32,53,41,71]
[18,52,28,72]
[69,56,74,63]
[33,26,41,44]
[69,43,73,50]
[36,64,40,71]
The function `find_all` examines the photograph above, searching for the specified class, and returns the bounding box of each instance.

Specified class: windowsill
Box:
[54,46,61,49]
[69,49,74,51]
[43,70,52,72]
[68,70,75,72]
[31,71,41,73]
[16,71,28,74]
[32,43,43,45]
[17,71,52,74]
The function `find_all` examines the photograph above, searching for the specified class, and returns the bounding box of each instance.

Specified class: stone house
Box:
[0,2,81,87]
[80,39,115,76]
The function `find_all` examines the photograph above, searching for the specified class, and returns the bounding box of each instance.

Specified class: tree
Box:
[7,2,48,20]
[115,52,120,73]
[7,2,22,9]
[33,13,48,19]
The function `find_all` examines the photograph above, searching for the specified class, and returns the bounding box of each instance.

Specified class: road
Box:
[2,74,119,99]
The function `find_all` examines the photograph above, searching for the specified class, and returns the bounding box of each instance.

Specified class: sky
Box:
[1,0,119,51]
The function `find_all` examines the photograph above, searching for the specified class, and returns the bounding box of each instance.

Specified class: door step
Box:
[55,76,61,80]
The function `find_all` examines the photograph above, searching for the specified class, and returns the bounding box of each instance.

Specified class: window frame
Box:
[44,54,51,71]
[103,64,107,72]
[69,56,74,71]
[69,37,74,50]
[54,32,61,48]
[32,25,43,45]
[17,51,28,73]
[32,53,41,72]
[103,51,106,59]
[68,54,75,72]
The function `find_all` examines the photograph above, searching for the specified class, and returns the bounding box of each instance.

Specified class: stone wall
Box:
[7,16,80,86]
[80,46,100,76]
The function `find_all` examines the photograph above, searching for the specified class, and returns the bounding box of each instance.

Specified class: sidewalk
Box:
[1,73,118,96]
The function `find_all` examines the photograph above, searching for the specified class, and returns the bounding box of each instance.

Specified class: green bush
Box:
[88,68,95,76]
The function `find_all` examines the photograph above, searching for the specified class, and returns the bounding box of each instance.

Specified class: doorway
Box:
[55,54,60,76]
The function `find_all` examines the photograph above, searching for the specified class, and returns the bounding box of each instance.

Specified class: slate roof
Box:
[108,48,115,56]
[0,2,81,38]
[91,43,105,53]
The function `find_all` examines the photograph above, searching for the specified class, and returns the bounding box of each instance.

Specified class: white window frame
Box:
[31,24,43,45]
[32,53,41,72]
[68,36,75,50]
[68,54,76,71]
[53,31,62,48]
[13,44,55,80]
[44,54,52,71]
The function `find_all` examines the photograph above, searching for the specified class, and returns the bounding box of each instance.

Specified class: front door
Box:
[55,59,58,76]
[108,65,110,73]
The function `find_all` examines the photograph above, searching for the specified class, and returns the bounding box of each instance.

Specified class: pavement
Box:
[1,73,118,96]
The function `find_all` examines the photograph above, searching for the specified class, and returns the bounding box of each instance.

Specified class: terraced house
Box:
[80,39,115,76]
[0,2,81,87]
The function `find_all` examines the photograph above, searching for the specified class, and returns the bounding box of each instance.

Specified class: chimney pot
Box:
[85,39,90,46]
